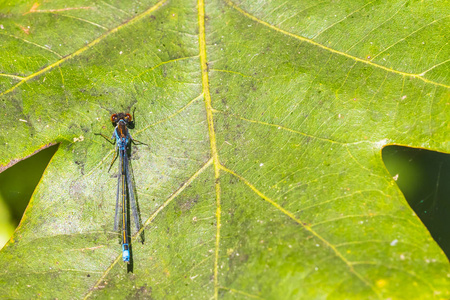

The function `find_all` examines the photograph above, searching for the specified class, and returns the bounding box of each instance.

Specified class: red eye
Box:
[125,113,132,122]
[110,114,117,122]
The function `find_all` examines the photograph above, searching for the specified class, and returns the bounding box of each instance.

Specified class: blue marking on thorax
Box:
[114,130,128,151]
[113,120,130,151]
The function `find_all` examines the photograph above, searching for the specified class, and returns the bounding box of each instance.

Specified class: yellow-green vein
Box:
[219,286,263,299]
[131,55,199,83]
[224,0,449,89]
[0,0,168,97]
[198,0,222,298]
[83,158,213,299]
[0,74,24,80]
[136,93,204,133]
[0,33,63,58]
[219,164,382,299]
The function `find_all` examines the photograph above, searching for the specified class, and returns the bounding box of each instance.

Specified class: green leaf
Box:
[0,0,449,299]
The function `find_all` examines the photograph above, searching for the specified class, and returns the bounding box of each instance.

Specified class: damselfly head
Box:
[110,113,133,128]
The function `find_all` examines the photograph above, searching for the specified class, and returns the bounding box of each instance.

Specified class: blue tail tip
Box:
[122,245,130,263]
[123,250,130,263]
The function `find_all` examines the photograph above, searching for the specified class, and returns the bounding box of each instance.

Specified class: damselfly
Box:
[96,112,145,263]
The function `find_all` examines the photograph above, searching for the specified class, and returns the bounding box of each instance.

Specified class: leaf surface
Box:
[0,0,449,299]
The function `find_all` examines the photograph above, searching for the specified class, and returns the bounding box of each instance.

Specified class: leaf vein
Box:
[83,158,213,299]
[345,1,407,53]
[220,164,381,298]
[313,0,377,39]
[0,0,168,96]
[219,286,263,299]
[372,15,449,61]
[136,93,203,133]
[309,213,421,228]
[198,1,222,298]
[0,32,63,58]
[224,0,449,89]
[351,262,437,293]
